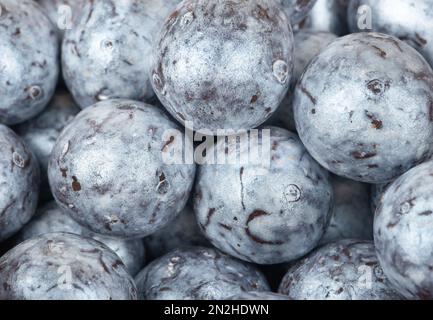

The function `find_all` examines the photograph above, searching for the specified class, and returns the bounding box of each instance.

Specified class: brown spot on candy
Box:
[245,210,283,245]
[419,211,433,216]
[365,111,383,129]
[299,84,317,105]
[202,208,216,230]
[162,136,175,152]
[72,176,81,192]
[415,33,428,47]
[352,151,377,160]
[60,168,68,178]
[250,95,258,103]
[371,45,387,58]
[428,101,433,122]
[219,223,232,231]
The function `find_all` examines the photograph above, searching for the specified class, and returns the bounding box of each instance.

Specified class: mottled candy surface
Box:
[152,0,294,134]
[279,0,317,25]
[48,99,196,238]
[0,233,137,300]
[300,0,349,35]
[294,32,433,184]
[279,240,402,300]
[62,0,180,109]
[135,247,270,300]
[0,125,40,242]
[14,90,80,199]
[0,0,59,125]
[228,291,290,300]
[194,127,333,264]
[320,176,373,245]
[145,205,210,260]
[374,161,433,299]
[348,0,433,66]
[18,202,145,275]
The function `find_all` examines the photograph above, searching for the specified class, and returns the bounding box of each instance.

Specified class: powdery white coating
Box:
[144,205,210,260]
[320,176,373,245]
[194,127,333,265]
[0,125,40,242]
[279,240,402,300]
[348,0,433,66]
[272,30,337,131]
[18,202,145,275]
[374,161,433,299]
[62,0,180,109]
[228,291,290,300]
[152,0,294,134]
[299,0,349,35]
[0,233,137,300]
[14,90,80,199]
[48,99,196,238]
[135,247,270,300]
[0,0,59,125]
[279,0,317,25]
[36,0,87,39]
[294,32,433,184]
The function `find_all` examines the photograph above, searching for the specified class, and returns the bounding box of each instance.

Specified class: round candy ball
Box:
[194,127,333,264]
[135,247,270,300]
[374,161,433,299]
[18,202,145,275]
[48,99,196,238]
[151,0,294,134]
[348,0,433,66]
[0,232,137,300]
[0,0,59,125]
[279,240,402,300]
[293,32,433,184]
[0,125,40,242]
[62,0,180,109]
[279,0,317,25]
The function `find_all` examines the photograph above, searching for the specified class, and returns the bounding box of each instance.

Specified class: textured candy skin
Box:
[0,233,137,300]
[145,205,210,260]
[294,32,433,184]
[374,161,433,299]
[347,0,433,66]
[48,99,196,238]
[320,176,373,245]
[194,127,333,264]
[300,0,349,35]
[152,0,294,134]
[228,291,290,300]
[0,125,40,242]
[14,90,80,199]
[0,0,59,125]
[62,0,180,109]
[135,247,270,300]
[279,0,317,25]
[274,30,337,131]
[18,202,145,275]
[279,240,402,300]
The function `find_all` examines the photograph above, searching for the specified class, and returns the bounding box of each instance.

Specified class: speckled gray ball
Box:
[294,32,433,184]
[0,232,137,300]
[320,176,373,245]
[0,125,40,242]
[48,99,196,238]
[228,291,290,300]
[145,205,210,260]
[62,0,180,109]
[194,127,333,265]
[0,0,59,125]
[279,0,317,25]
[14,90,80,198]
[152,0,294,134]
[348,0,433,66]
[135,247,270,300]
[374,161,433,299]
[279,240,402,300]
[300,0,349,35]
[18,202,145,275]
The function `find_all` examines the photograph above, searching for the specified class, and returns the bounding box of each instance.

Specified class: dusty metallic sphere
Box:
[348,0,433,66]
[62,0,180,109]
[279,240,402,300]
[18,202,145,275]
[135,247,270,300]
[228,291,290,300]
[320,176,373,245]
[48,99,196,238]
[300,0,349,35]
[144,205,210,260]
[0,232,137,300]
[152,0,294,134]
[0,125,40,242]
[279,0,317,25]
[14,90,80,199]
[294,32,433,184]
[374,161,433,299]
[0,0,59,125]
[194,127,333,264]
